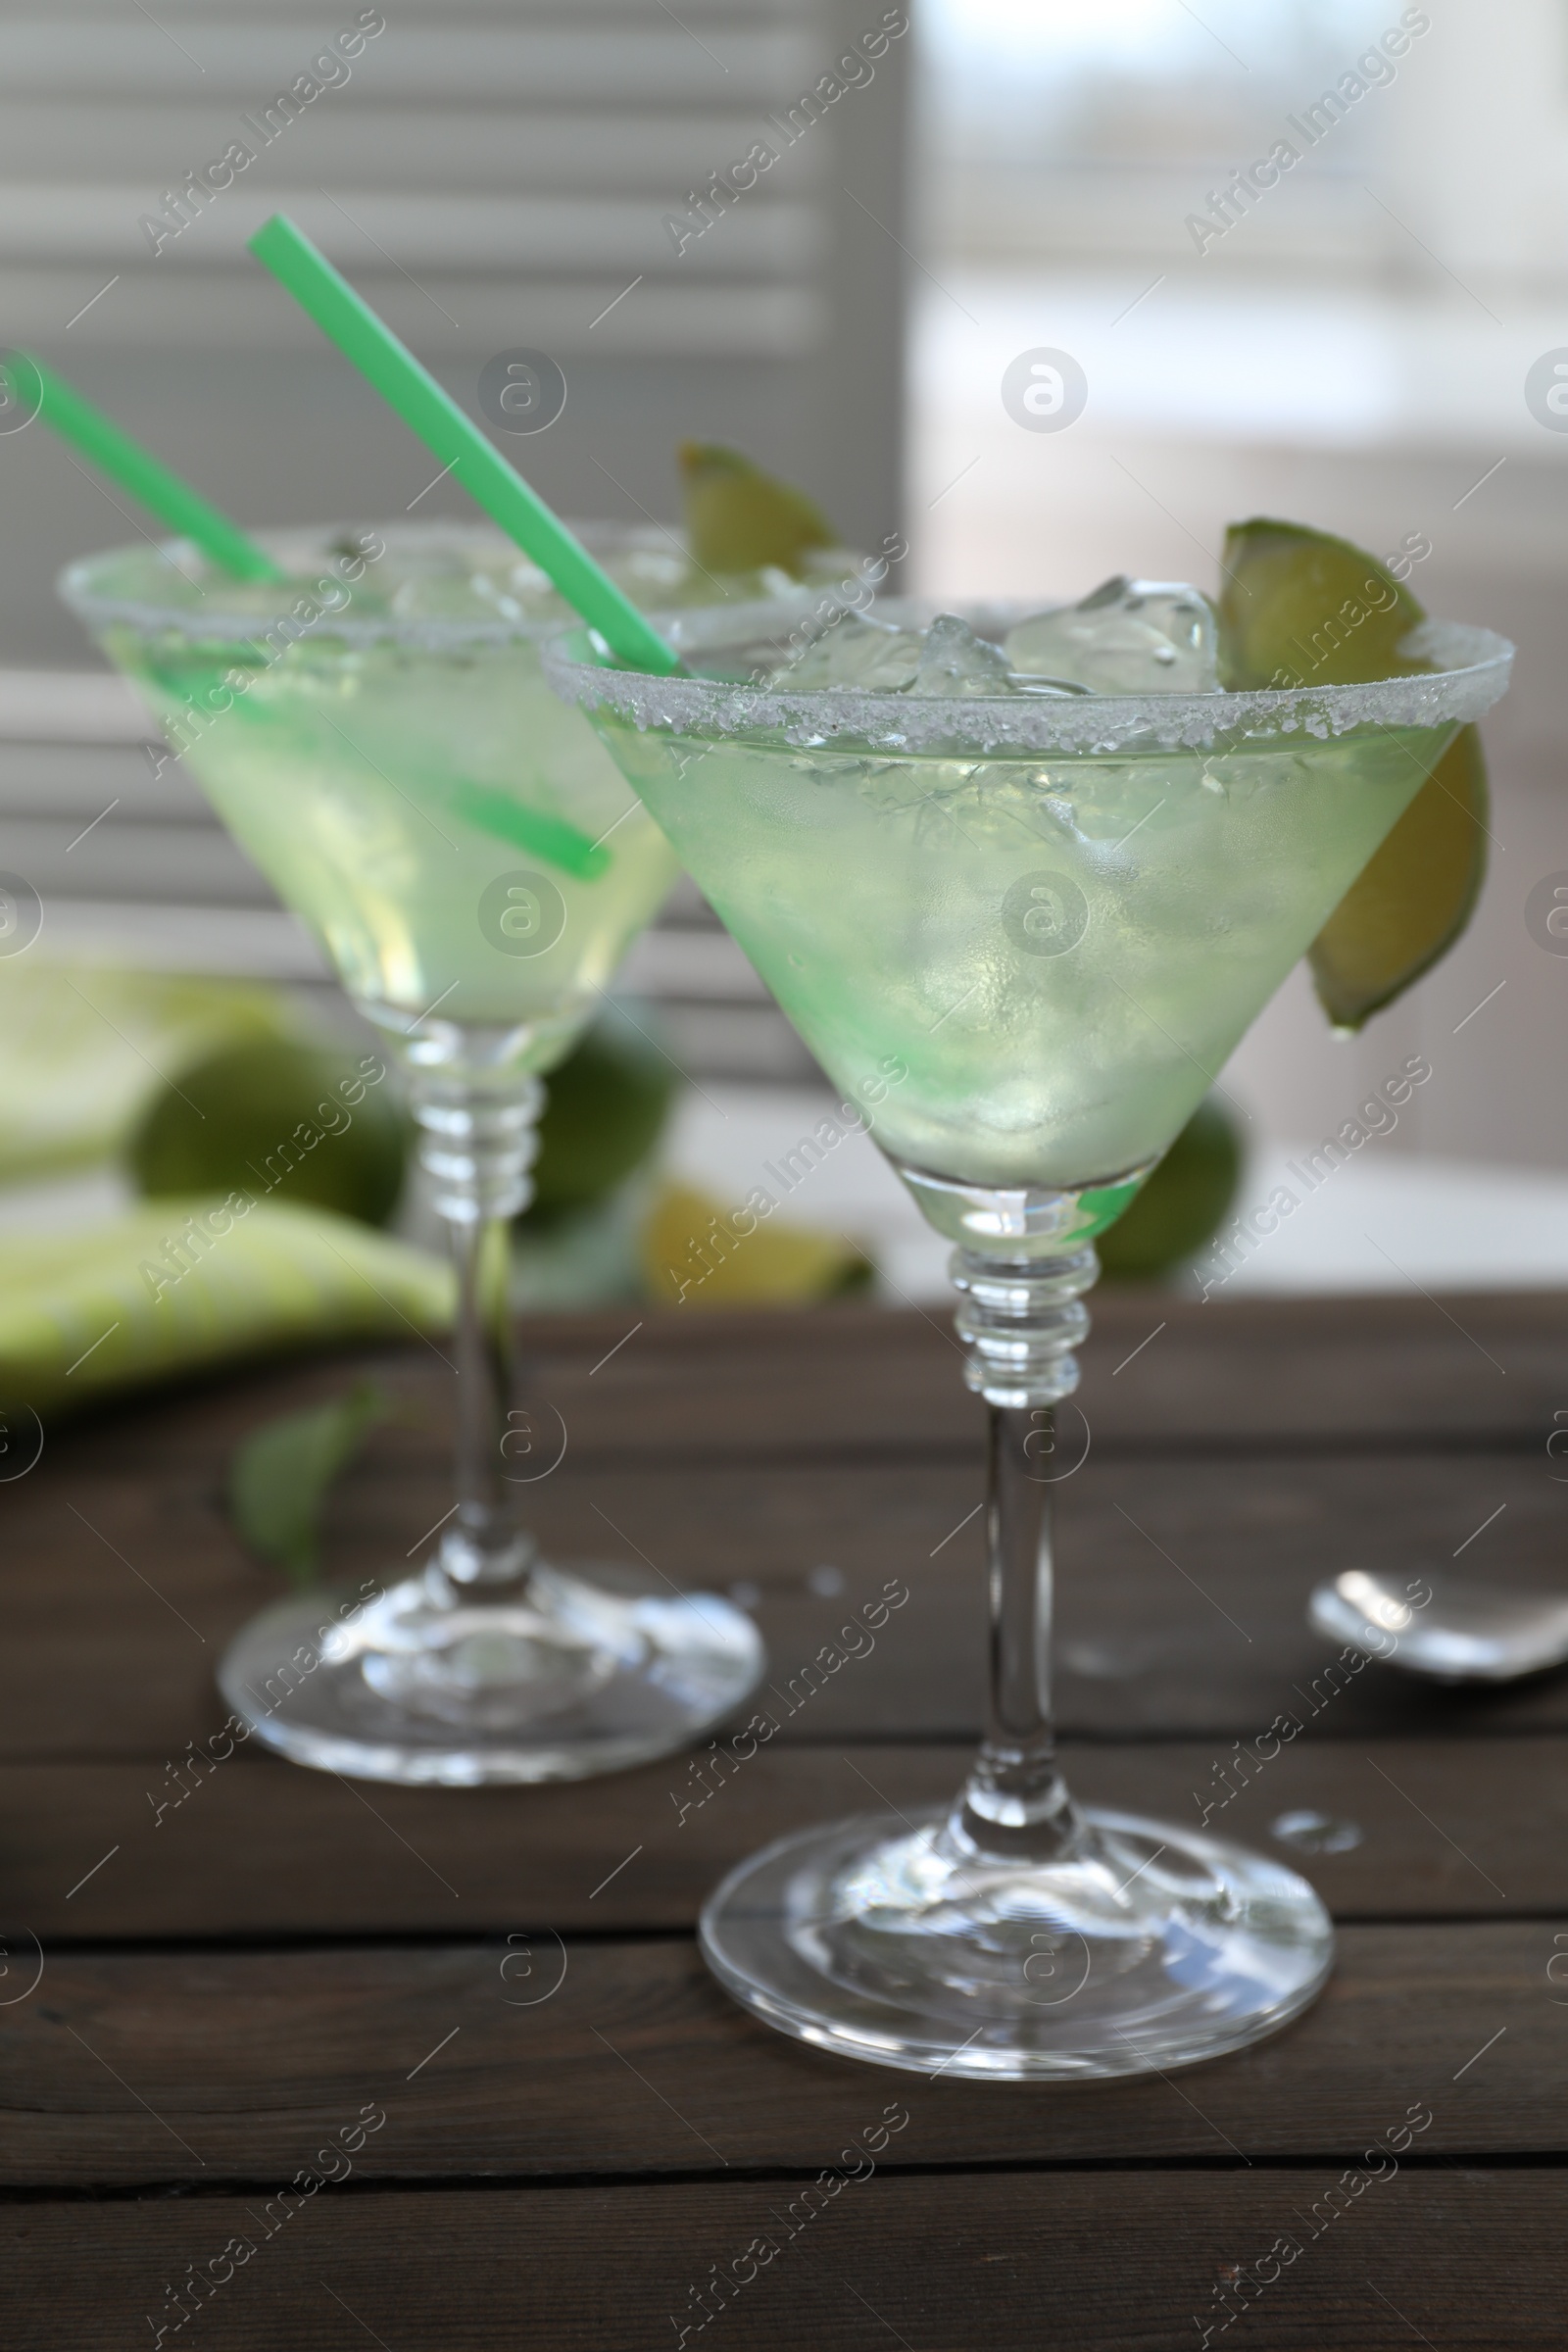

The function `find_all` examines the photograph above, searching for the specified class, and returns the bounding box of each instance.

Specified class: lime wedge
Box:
[0,962,291,1182]
[1306,726,1488,1031]
[678,443,837,578]
[1097,1099,1241,1282]
[524,1007,674,1226]
[642,1182,870,1305]
[1218,517,1489,1030]
[1216,516,1426,690]
[129,1037,410,1227]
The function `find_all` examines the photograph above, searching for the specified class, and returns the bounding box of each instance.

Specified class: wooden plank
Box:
[4,1289,1562,2352]
[5,1434,1568,1759]
[485,1284,1568,1453]
[4,2172,1564,2350]
[15,1291,1568,1491]
[8,1737,1555,1937]
[1,1921,1560,2187]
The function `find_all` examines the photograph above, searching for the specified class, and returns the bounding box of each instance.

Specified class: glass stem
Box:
[950,1243,1099,1861]
[409,1061,543,1594]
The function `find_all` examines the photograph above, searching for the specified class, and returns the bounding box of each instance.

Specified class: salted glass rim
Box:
[57,520,862,654]
[544,596,1515,757]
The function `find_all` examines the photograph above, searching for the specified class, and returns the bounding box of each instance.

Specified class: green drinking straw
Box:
[6,340,615,880]
[2,351,286,583]
[248,214,682,676]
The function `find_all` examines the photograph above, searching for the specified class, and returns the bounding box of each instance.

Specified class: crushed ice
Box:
[768,578,1221,697]
[783,612,925,691]
[1004,577,1220,693]
[907,612,1017,697]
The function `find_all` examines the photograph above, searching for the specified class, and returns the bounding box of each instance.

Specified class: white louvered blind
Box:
[0,670,816,1079]
[0,0,906,1063]
[0,0,906,360]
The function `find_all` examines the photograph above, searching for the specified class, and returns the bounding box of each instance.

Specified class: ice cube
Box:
[1004,577,1220,693]
[770,612,924,690]
[376,535,561,624]
[906,612,1018,698]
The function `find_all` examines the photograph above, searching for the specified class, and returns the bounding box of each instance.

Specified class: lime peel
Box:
[1217,516,1489,1031]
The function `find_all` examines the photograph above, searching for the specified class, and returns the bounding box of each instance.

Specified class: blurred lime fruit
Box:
[0,962,292,1183]
[524,1005,675,1225]
[1306,722,1488,1032]
[129,1036,409,1227]
[642,1182,871,1305]
[679,442,837,578]
[1097,1100,1242,1282]
[1218,516,1489,1032]
[1216,515,1426,690]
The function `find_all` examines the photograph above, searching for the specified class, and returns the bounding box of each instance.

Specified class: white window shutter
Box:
[0,0,908,1074]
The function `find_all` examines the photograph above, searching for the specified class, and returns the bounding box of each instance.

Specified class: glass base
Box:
[699,1805,1334,2080]
[219,1563,764,1786]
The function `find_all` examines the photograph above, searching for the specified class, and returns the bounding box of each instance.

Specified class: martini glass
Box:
[59,521,834,1786]
[547,597,1513,2075]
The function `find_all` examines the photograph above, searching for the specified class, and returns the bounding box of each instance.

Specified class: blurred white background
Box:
[3,0,1567,1293]
[906,0,1568,1184]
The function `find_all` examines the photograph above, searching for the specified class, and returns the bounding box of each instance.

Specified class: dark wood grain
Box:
[4,1736,1554,1938]
[7,2172,1565,2352]
[4,1437,1567,1759]
[520,1286,1568,1455]
[0,1920,1559,2186]
[15,1289,1568,1488]
[7,1296,1568,2348]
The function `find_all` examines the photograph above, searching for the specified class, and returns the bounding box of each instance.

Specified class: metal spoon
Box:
[1308,1566,1568,1684]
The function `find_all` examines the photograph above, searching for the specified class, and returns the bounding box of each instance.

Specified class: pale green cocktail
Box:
[64,523,697,1065]
[59,523,867,1788]
[594,664,1443,1197]
[548,591,1513,2079]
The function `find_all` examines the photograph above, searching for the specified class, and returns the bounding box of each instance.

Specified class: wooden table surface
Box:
[4,1289,1567,2348]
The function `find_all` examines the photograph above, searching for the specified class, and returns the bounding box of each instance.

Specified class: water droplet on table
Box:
[1271,1808,1363,1855]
